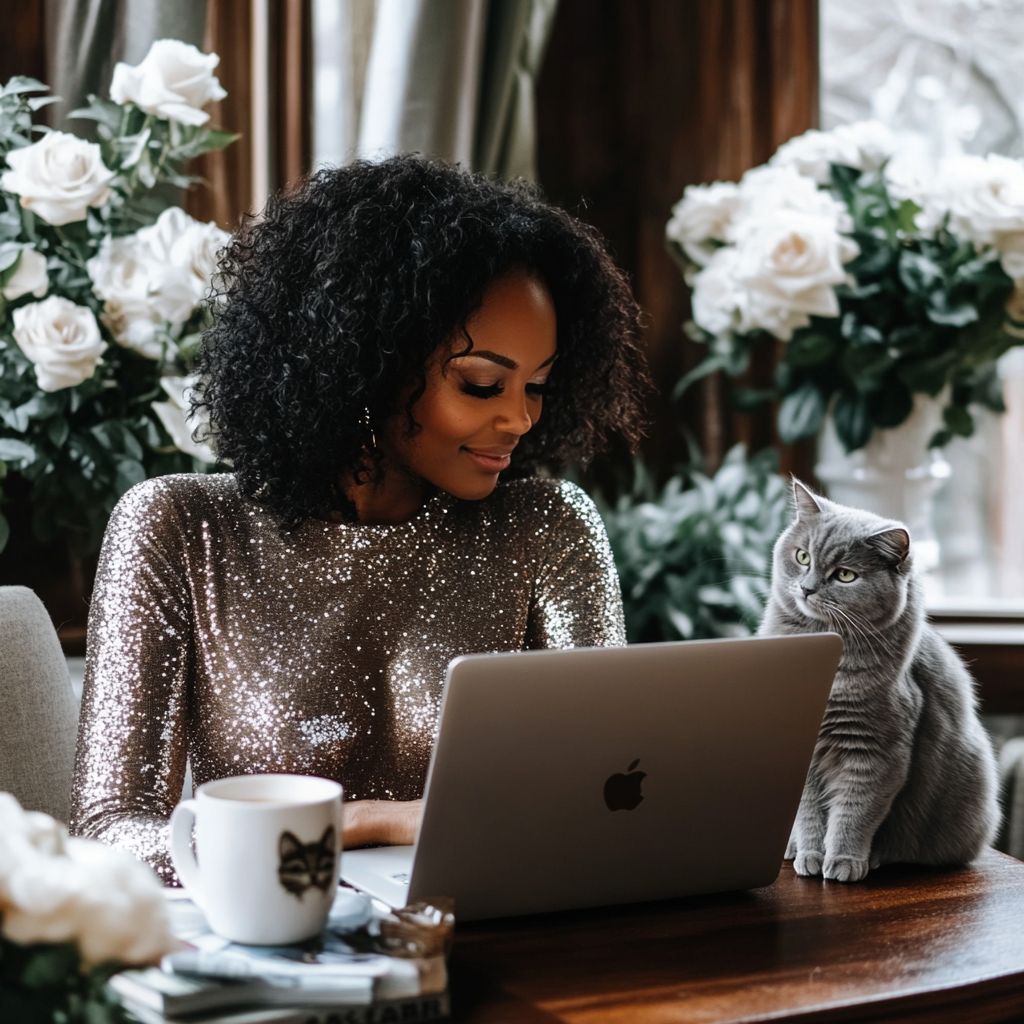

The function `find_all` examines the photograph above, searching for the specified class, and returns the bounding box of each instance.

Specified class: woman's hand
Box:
[343,799,423,848]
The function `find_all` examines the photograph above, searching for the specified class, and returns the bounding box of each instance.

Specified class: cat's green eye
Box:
[795,549,811,566]
[835,568,858,583]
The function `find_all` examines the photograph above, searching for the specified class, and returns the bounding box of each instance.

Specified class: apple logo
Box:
[604,759,646,811]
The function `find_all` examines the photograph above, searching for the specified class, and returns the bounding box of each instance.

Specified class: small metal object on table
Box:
[449,848,1024,1023]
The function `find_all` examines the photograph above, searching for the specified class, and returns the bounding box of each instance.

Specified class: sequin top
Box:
[69,473,626,883]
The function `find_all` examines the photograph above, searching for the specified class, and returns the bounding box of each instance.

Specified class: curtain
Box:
[536,0,819,485]
[44,0,208,132]
[356,0,558,180]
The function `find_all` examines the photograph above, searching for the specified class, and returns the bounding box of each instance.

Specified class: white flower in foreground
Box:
[0,132,114,226]
[88,207,228,358]
[2,248,49,300]
[769,121,897,185]
[0,793,174,967]
[12,296,107,392]
[938,154,1024,280]
[666,182,741,267]
[152,375,216,463]
[110,39,227,126]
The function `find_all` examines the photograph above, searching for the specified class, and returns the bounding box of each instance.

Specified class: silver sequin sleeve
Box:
[69,474,626,883]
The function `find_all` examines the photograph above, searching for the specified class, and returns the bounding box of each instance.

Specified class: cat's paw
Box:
[823,854,870,882]
[793,849,823,876]
[785,834,798,860]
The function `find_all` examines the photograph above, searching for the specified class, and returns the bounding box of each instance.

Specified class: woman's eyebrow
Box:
[457,350,557,370]
[457,350,517,369]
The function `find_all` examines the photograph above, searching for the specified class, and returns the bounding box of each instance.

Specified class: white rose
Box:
[769,121,896,185]
[730,210,859,341]
[0,132,114,226]
[88,208,225,358]
[171,219,230,304]
[937,154,1024,274]
[152,375,216,463]
[110,39,227,127]
[12,296,107,391]
[734,165,852,234]
[0,793,174,967]
[87,234,164,358]
[2,248,48,300]
[666,182,741,267]
[140,207,228,308]
[690,246,743,335]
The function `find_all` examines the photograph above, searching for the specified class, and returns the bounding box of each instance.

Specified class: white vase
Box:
[815,394,951,573]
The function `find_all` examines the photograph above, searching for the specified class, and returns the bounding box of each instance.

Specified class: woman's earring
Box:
[364,407,377,449]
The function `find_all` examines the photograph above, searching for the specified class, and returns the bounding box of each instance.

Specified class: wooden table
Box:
[449,849,1024,1023]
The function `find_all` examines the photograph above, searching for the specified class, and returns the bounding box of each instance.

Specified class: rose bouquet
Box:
[0,40,235,556]
[667,121,1024,453]
[0,792,175,1022]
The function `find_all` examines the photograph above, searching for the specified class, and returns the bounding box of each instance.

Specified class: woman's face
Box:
[383,269,558,502]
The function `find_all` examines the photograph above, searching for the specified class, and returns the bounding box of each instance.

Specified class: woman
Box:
[70,156,651,883]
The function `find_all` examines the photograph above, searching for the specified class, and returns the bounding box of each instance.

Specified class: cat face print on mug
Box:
[170,774,343,944]
[278,827,336,897]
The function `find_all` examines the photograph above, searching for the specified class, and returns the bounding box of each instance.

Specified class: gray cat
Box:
[759,480,999,882]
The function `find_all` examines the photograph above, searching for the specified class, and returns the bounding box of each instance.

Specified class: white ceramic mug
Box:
[169,773,344,945]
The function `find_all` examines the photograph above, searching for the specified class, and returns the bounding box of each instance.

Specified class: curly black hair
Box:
[194,155,651,527]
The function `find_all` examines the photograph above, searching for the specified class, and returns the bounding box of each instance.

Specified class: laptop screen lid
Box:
[344,633,841,920]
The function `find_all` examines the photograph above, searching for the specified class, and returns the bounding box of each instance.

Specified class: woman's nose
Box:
[497,392,534,435]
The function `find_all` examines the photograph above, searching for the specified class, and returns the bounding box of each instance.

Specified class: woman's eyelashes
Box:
[458,379,549,399]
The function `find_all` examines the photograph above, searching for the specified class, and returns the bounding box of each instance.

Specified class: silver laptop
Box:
[342,633,841,920]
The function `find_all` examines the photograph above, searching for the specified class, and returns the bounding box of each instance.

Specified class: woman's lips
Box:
[462,447,513,472]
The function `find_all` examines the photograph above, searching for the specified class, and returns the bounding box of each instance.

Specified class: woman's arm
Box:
[343,799,423,848]
[69,479,193,884]
[525,481,627,650]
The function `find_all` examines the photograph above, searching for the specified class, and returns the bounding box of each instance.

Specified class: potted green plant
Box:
[666,121,1024,569]
[0,40,236,560]
[600,444,791,643]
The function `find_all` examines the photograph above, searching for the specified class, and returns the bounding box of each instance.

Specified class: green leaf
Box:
[867,379,914,429]
[0,512,8,553]
[943,403,974,438]
[673,354,727,399]
[2,76,49,96]
[732,386,775,411]
[833,391,873,452]
[897,353,956,396]
[114,458,146,496]
[0,438,37,466]
[47,417,70,449]
[895,199,921,234]
[788,331,837,367]
[926,299,978,327]
[777,383,826,443]
[899,250,944,296]
[843,344,893,388]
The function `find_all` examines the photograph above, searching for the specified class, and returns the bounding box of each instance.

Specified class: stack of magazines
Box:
[111,888,452,1023]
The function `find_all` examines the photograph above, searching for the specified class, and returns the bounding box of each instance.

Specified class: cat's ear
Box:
[792,479,823,519]
[868,528,911,567]
[279,831,303,859]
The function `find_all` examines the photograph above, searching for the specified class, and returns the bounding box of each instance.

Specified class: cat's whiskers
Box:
[837,603,909,668]
[823,601,901,663]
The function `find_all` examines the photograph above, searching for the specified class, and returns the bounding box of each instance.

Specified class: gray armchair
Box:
[0,585,79,821]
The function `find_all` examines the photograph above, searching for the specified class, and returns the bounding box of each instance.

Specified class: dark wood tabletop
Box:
[448,849,1024,1024]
